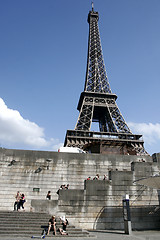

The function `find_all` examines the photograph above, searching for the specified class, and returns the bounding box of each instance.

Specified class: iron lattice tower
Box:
[64,5,148,155]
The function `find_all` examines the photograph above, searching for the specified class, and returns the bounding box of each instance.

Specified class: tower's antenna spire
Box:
[92,2,94,11]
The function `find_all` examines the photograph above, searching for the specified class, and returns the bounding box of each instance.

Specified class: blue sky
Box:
[0,0,160,155]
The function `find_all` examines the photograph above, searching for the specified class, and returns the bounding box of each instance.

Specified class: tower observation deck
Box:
[64,6,148,155]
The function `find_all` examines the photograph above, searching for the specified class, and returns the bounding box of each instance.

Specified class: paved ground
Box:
[0,230,160,240]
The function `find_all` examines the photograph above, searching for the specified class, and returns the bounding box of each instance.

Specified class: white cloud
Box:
[128,122,160,145]
[1,97,158,154]
[0,98,63,150]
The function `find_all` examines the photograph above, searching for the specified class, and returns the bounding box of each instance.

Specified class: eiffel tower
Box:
[64,4,148,155]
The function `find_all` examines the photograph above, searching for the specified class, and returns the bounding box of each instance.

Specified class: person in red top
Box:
[18,193,26,211]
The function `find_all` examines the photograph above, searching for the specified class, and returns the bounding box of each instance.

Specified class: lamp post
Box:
[122,194,132,235]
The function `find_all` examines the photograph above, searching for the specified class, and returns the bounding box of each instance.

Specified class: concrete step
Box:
[0,226,77,231]
[0,228,85,233]
[0,211,49,217]
[0,211,90,237]
[0,233,91,238]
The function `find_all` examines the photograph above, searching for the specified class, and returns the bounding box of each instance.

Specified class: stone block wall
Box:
[0,148,160,230]
[31,180,160,230]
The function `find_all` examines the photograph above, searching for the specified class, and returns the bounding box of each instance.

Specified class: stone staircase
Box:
[0,211,91,237]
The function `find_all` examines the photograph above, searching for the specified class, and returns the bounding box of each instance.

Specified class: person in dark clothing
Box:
[56,185,65,195]
[58,218,69,235]
[46,191,51,200]
[65,184,69,189]
[47,216,56,235]
[18,193,25,211]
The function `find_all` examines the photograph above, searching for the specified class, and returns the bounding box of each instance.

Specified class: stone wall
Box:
[0,148,160,230]
[31,180,160,230]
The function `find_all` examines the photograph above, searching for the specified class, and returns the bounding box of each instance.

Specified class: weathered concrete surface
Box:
[1,230,160,240]
[31,181,160,230]
[0,148,160,230]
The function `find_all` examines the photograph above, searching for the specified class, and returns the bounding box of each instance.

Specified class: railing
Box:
[66,130,143,141]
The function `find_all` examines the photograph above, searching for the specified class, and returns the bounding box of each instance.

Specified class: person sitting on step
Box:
[58,217,69,235]
[87,176,91,180]
[93,174,99,180]
[65,184,69,189]
[47,216,57,235]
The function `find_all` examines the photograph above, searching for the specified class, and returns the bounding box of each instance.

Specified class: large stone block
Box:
[85,180,111,195]
[110,171,133,185]
[59,189,84,201]
[31,199,58,214]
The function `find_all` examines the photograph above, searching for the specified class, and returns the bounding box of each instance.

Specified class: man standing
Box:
[14,191,20,211]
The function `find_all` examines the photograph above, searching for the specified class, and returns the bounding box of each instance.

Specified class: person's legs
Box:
[14,201,17,211]
[47,224,51,235]
[17,201,21,211]
[53,223,56,235]
[61,230,68,235]
[17,202,19,211]
[59,228,64,235]
[58,227,68,235]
